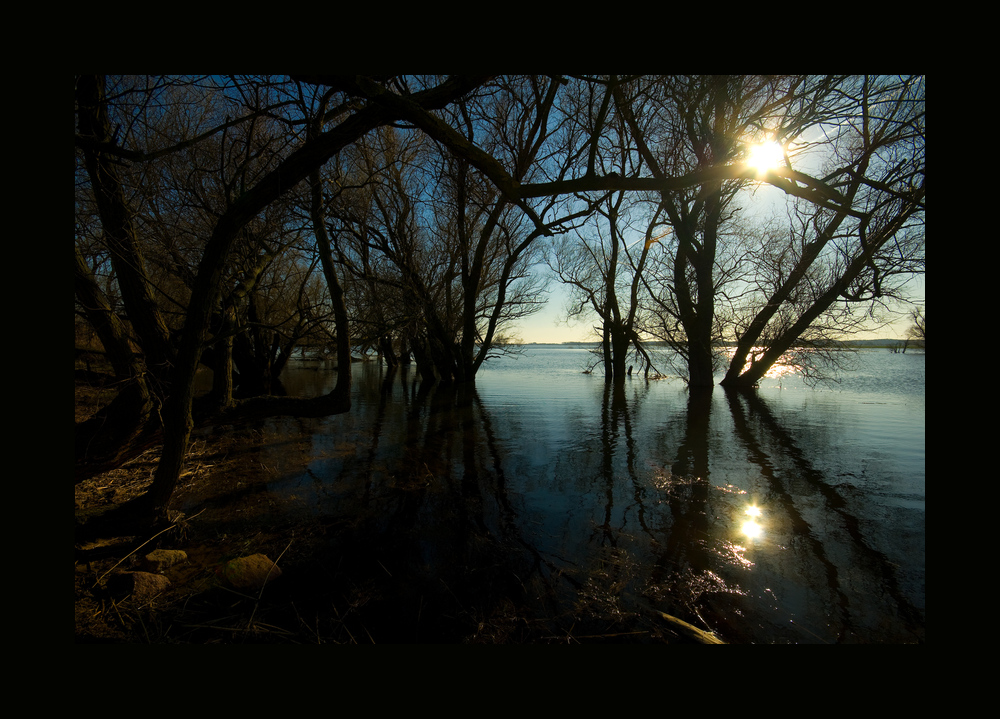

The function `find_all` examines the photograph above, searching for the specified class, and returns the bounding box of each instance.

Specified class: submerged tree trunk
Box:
[409,336,437,382]
[611,330,630,382]
[658,182,724,388]
[379,336,399,368]
[602,324,613,382]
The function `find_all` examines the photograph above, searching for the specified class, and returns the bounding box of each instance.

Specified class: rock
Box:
[108,571,171,600]
[141,549,188,572]
[217,554,282,592]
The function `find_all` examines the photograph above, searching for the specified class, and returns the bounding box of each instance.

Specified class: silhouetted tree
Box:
[908,307,925,342]
[76,74,492,522]
[720,75,925,388]
[76,74,870,528]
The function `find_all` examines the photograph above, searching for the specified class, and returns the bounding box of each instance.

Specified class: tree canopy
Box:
[75,74,924,523]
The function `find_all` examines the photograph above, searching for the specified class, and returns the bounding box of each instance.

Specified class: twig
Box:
[93,525,174,587]
[245,538,293,631]
[109,596,127,627]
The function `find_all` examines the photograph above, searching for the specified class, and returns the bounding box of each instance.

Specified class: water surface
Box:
[189,346,925,643]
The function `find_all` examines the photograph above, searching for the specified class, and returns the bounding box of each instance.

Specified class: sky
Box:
[511,277,923,344]
[514,281,595,344]
[510,179,924,345]
[509,125,925,345]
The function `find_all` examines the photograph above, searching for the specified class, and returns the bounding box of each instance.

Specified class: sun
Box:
[746,140,784,175]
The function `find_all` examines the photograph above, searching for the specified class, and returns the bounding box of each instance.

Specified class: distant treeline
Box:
[521,339,925,349]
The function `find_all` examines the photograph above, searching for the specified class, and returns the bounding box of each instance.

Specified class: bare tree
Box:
[544,75,923,388]
[549,191,668,381]
[611,75,860,387]
[317,77,586,383]
[76,74,493,523]
[720,75,925,389]
[908,307,925,342]
[76,74,873,529]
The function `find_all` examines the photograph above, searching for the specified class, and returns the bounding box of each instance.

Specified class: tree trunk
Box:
[379,336,398,368]
[721,188,923,390]
[687,339,716,388]
[309,167,352,406]
[74,144,162,477]
[409,336,437,381]
[209,306,236,409]
[76,75,173,371]
[720,208,855,388]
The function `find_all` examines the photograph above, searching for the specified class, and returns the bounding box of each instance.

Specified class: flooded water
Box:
[189,345,925,643]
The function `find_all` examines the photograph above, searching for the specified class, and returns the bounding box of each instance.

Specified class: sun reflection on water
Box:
[741,505,764,539]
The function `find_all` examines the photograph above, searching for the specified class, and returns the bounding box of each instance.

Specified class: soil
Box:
[74,361,722,644]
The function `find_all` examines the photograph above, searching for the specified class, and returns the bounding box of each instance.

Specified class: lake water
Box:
[190,345,925,643]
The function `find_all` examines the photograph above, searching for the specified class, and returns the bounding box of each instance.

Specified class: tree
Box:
[908,307,925,342]
[549,192,667,381]
[76,76,339,465]
[76,74,493,523]
[719,75,925,389]
[318,77,585,384]
[543,75,924,388]
[609,75,862,387]
[543,78,665,382]
[77,74,871,528]
[75,75,180,473]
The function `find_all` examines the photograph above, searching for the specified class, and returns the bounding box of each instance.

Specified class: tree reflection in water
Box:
[185,356,923,643]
